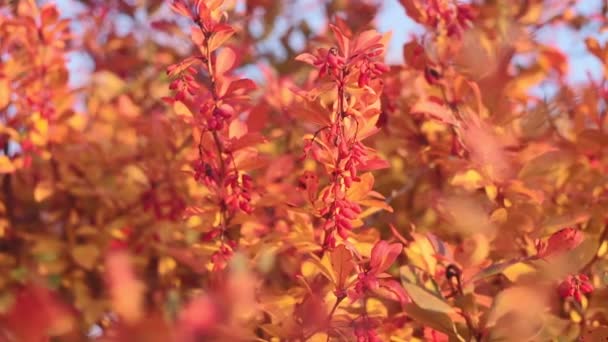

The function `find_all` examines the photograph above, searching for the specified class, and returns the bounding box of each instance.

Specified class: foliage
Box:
[0,0,607,341]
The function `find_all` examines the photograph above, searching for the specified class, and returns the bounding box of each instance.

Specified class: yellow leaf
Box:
[71,245,100,270]
[158,256,177,275]
[173,100,192,118]
[68,114,87,131]
[0,156,15,174]
[485,185,497,201]
[404,233,437,275]
[450,169,484,191]
[366,297,388,317]
[229,119,247,139]
[598,241,608,258]
[93,71,125,101]
[502,262,536,282]
[30,113,49,146]
[346,172,375,201]
[518,1,543,24]
[34,181,53,202]
[215,47,236,75]
[505,65,546,99]
[307,333,329,342]
[123,165,148,186]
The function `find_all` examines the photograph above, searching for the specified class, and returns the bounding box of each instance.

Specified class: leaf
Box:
[502,262,537,282]
[465,259,524,285]
[173,101,193,118]
[228,132,267,152]
[369,240,402,274]
[520,149,573,182]
[215,47,236,75]
[404,234,439,275]
[376,279,409,304]
[352,30,382,55]
[346,172,375,201]
[486,286,549,341]
[403,40,427,70]
[329,24,350,57]
[0,78,9,109]
[223,78,256,98]
[402,304,463,340]
[358,154,390,171]
[401,282,455,314]
[294,52,317,66]
[0,155,16,174]
[229,119,247,139]
[410,99,457,125]
[305,254,335,284]
[399,0,427,24]
[539,47,567,76]
[208,24,235,52]
[450,169,485,191]
[288,97,332,127]
[330,245,355,292]
[4,286,75,340]
[123,165,148,186]
[93,71,125,101]
[34,181,53,202]
[71,244,100,270]
[517,1,543,24]
[106,251,146,323]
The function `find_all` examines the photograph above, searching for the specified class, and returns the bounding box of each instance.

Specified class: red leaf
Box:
[370,240,402,274]
[295,53,318,66]
[537,227,584,258]
[378,279,410,304]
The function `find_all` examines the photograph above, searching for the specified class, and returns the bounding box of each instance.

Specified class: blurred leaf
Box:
[0,78,9,109]
[34,181,53,202]
[0,155,15,173]
[71,244,100,270]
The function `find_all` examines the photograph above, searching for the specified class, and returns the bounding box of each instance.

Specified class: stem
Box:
[325,296,345,342]
[197,24,237,242]
[321,68,348,251]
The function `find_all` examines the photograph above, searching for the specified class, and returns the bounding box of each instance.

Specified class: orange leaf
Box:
[288,97,332,127]
[330,244,355,293]
[0,155,16,174]
[214,47,236,75]
[208,24,235,52]
[411,99,458,125]
[0,78,10,109]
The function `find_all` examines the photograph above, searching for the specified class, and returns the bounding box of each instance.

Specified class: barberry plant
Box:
[0,0,607,341]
